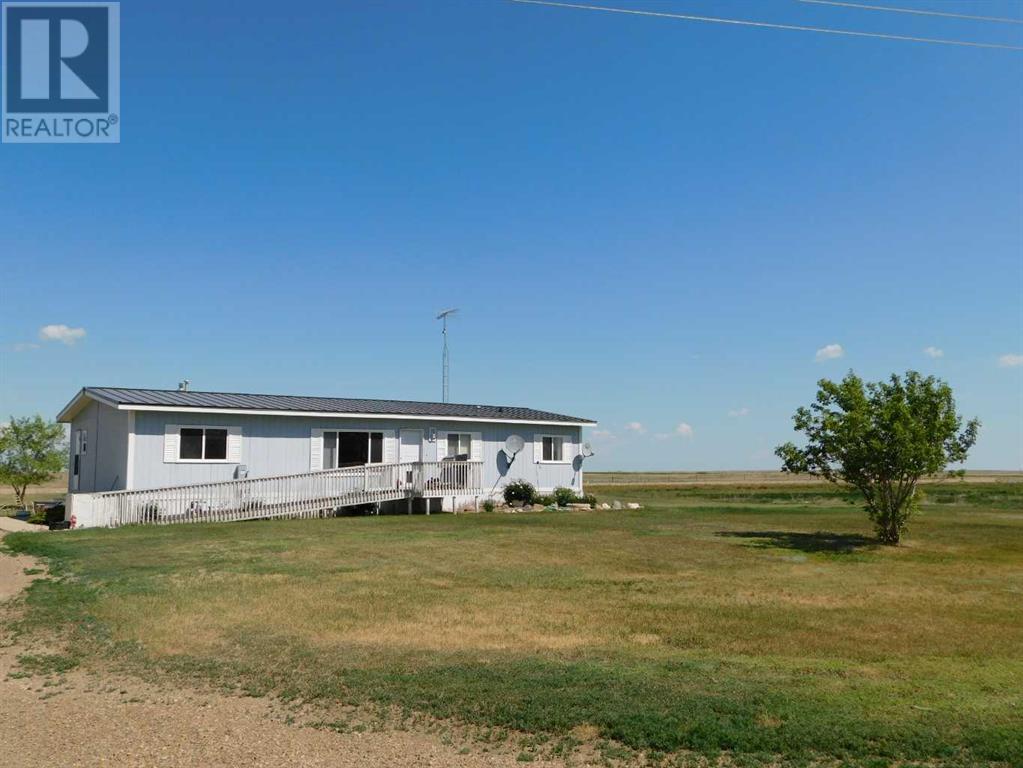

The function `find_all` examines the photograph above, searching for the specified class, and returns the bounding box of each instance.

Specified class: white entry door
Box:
[399,430,422,486]
[400,430,423,463]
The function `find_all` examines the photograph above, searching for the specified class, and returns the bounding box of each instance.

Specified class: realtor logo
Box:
[2,2,119,143]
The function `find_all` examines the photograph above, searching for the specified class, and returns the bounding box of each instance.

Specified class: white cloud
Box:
[13,342,40,352]
[727,407,750,417]
[675,422,694,438]
[39,324,86,345]
[998,353,1023,368]
[815,343,844,362]
[923,346,944,359]
[624,421,646,434]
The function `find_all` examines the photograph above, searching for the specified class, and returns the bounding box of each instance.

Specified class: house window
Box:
[322,431,385,469]
[179,427,229,461]
[540,435,564,462]
[446,433,471,460]
[322,432,337,470]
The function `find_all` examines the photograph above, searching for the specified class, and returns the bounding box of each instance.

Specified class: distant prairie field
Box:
[0,474,66,511]
[586,469,1023,486]
[6,482,1022,766]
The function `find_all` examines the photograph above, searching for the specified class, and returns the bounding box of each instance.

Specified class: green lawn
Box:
[4,482,1022,766]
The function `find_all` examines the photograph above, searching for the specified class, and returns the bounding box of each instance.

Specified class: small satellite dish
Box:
[581,442,595,458]
[505,434,525,457]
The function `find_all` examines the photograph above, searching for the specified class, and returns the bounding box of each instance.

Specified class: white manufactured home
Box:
[57,387,596,528]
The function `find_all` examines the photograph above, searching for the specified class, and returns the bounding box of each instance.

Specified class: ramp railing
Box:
[68,460,483,528]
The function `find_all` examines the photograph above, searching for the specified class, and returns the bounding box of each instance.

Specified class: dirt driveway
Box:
[0,532,567,768]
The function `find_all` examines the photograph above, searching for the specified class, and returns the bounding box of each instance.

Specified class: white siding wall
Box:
[69,402,131,493]
[130,411,584,496]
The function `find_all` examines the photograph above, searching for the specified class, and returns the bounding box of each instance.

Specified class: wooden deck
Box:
[67,460,483,528]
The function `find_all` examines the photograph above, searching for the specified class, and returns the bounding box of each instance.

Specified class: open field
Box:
[4,482,1022,766]
[586,470,1023,486]
[0,474,67,513]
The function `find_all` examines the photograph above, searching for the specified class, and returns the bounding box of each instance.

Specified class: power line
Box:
[797,0,1023,25]
[509,0,1023,50]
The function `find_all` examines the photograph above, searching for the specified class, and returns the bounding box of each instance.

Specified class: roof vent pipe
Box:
[178,379,190,392]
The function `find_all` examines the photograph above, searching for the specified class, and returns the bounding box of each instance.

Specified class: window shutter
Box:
[562,436,573,463]
[436,431,448,459]
[383,430,396,463]
[227,426,243,463]
[534,434,543,463]
[310,429,323,471]
[470,432,483,462]
[164,424,180,463]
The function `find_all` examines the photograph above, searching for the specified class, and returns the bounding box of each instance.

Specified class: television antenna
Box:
[436,308,458,403]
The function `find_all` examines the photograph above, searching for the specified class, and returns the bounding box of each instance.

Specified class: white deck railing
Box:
[68,460,483,529]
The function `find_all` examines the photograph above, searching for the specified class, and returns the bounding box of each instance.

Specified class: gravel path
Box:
[0,516,44,534]
[0,533,570,768]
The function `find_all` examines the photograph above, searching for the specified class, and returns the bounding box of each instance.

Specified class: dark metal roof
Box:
[81,387,595,424]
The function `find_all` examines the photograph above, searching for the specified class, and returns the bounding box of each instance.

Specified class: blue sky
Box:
[1,0,1021,470]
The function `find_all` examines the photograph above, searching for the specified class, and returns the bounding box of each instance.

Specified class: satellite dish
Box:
[504,434,525,457]
[581,442,595,458]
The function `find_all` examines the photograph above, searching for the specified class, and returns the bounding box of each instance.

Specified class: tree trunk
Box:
[879,527,901,545]
[878,513,902,545]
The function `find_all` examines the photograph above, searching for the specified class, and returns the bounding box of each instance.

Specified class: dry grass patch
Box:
[5,482,1022,766]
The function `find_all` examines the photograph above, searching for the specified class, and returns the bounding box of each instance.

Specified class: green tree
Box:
[775,371,979,545]
[0,415,67,508]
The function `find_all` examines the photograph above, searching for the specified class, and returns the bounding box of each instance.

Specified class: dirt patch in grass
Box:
[0,550,41,601]
[0,637,587,768]
[1,534,584,767]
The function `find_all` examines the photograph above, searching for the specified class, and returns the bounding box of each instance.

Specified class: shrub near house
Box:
[503,480,536,505]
